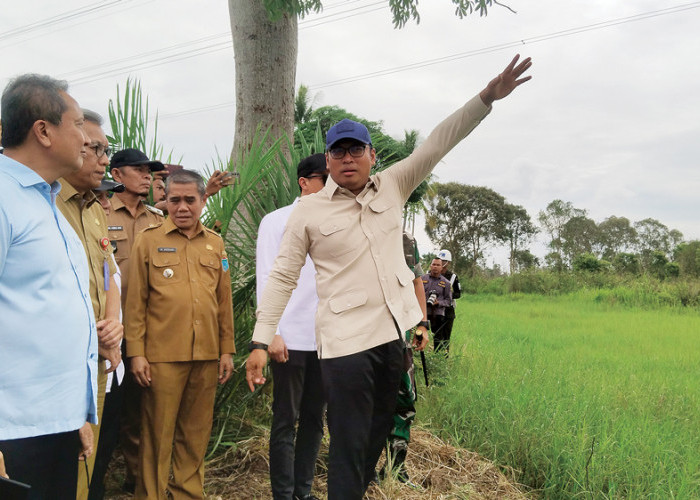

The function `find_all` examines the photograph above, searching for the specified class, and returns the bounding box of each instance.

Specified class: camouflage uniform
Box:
[384,232,423,479]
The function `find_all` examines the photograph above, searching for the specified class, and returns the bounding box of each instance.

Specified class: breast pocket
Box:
[199,254,221,287]
[369,200,400,234]
[108,231,129,265]
[318,218,355,257]
[151,252,183,285]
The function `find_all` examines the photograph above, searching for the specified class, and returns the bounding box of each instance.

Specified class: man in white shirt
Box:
[256,154,327,500]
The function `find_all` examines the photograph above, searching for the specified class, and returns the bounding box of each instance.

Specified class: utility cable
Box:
[157,2,700,119]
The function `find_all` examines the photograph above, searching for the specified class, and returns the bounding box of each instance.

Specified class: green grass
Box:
[417,291,700,499]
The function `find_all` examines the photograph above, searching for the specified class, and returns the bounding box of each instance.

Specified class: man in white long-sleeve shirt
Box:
[255,154,328,500]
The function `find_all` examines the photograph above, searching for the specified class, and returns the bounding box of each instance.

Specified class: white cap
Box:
[437,249,452,261]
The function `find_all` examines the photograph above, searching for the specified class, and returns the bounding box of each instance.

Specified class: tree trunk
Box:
[229,0,297,163]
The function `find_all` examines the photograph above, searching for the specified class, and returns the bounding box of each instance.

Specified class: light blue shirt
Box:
[0,154,98,440]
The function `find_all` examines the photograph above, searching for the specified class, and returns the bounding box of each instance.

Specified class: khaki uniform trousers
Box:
[76,360,107,499]
[135,360,218,500]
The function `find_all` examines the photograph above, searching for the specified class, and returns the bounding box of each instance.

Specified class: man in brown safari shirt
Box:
[125,169,234,500]
[55,109,122,499]
[106,147,163,490]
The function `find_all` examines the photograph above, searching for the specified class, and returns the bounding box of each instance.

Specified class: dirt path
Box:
[106,427,529,499]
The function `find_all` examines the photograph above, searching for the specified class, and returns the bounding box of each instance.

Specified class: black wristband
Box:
[417,320,430,329]
[248,341,268,352]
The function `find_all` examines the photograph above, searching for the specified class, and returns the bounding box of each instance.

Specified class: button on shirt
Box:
[0,155,98,440]
[256,199,318,352]
[107,195,163,307]
[253,95,490,359]
[125,218,235,362]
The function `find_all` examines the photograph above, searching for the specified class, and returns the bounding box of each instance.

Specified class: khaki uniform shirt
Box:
[106,195,163,307]
[125,218,235,362]
[56,180,117,321]
[253,95,490,358]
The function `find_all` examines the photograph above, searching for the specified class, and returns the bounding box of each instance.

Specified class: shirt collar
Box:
[57,179,98,207]
[110,193,146,216]
[322,175,377,200]
[0,153,59,190]
[163,216,205,238]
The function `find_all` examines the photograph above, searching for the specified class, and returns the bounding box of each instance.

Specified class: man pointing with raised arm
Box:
[247,55,532,500]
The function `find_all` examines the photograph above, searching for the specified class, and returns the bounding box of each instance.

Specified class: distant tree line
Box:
[423,184,699,280]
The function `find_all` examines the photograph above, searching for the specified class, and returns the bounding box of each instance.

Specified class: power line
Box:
[58,32,227,79]
[312,2,700,89]
[0,0,152,49]
[158,2,700,119]
[65,1,389,85]
[0,1,119,41]
[69,41,233,85]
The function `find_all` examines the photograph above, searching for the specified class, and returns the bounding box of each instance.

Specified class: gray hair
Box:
[82,109,103,126]
[1,74,69,148]
[165,169,206,198]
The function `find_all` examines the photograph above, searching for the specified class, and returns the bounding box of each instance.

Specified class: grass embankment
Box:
[417,291,700,498]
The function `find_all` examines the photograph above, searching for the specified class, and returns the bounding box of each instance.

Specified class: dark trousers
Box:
[0,430,80,500]
[270,350,325,500]
[120,358,142,485]
[430,314,449,352]
[320,339,404,500]
[88,377,125,500]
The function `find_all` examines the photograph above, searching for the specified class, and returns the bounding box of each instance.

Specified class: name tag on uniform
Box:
[158,247,177,253]
[108,225,123,231]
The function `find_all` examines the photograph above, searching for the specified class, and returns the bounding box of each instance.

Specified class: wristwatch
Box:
[417,320,430,330]
[248,341,268,352]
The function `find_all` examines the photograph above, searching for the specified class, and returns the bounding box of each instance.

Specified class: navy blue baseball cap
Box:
[325,119,372,150]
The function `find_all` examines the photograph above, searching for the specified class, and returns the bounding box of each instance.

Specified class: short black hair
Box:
[165,169,206,198]
[1,74,69,148]
[297,153,327,180]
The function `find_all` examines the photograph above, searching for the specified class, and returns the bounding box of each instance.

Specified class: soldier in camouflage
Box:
[381,232,429,483]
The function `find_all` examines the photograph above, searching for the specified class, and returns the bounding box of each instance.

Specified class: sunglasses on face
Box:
[328,144,367,160]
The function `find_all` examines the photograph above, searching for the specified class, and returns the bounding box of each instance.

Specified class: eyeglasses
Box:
[305,173,328,183]
[328,144,367,160]
[88,143,112,159]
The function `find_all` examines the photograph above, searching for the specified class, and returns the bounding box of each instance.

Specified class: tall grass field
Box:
[417,291,700,498]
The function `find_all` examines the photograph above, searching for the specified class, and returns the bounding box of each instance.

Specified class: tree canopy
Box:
[425,182,510,276]
[261,0,498,27]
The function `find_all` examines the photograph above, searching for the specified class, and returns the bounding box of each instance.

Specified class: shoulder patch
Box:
[142,222,163,232]
[145,204,164,217]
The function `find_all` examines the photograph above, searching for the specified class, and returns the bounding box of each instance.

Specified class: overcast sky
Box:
[2,0,699,267]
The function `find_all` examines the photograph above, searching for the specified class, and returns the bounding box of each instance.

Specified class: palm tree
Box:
[294,84,318,124]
